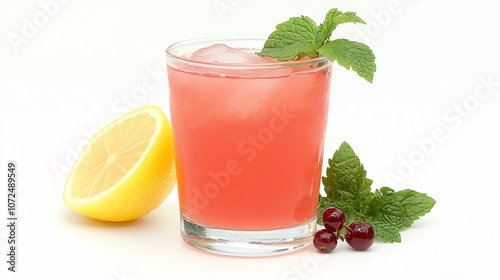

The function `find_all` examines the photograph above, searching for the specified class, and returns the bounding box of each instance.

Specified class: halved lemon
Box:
[63,105,176,221]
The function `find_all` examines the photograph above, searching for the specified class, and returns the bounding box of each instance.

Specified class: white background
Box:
[1,0,500,279]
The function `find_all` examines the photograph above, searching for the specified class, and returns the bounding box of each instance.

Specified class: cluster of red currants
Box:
[313,207,375,253]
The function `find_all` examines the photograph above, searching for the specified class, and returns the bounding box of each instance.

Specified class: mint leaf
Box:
[258,16,321,60]
[367,194,407,230]
[319,39,376,82]
[319,141,436,243]
[322,142,373,208]
[391,189,436,227]
[368,220,401,243]
[378,186,395,196]
[316,9,366,45]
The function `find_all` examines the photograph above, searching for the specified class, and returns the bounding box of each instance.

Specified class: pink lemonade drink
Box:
[166,37,332,255]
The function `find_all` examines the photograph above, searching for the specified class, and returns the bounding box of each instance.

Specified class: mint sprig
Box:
[318,142,436,243]
[258,8,376,82]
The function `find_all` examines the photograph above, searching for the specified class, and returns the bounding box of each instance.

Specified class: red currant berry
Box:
[313,229,338,253]
[322,207,346,233]
[345,222,375,251]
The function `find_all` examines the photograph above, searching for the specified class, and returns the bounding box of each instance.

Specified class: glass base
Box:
[180,214,317,256]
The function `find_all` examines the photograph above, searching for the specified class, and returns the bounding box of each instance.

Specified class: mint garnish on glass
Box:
[319,142,436,243]
[258,8,376,82]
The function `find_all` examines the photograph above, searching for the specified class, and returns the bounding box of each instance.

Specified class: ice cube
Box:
[189,44,269,64]
[185,44,292,78]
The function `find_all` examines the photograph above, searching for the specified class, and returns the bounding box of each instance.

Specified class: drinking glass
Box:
[165,36,333,255]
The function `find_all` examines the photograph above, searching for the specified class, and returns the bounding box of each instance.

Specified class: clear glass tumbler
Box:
[165,36,333,255]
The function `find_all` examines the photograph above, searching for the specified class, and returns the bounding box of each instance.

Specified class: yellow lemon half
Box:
[63,105,176,221]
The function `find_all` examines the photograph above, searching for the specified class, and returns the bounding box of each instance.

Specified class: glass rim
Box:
[165,35,330,70]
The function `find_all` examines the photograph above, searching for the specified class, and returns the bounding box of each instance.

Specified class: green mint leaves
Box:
[318,142,436,243]
[258,16,320,61]
[319,39,376,83]
[316,9,366,44]
[258,8,376,82]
